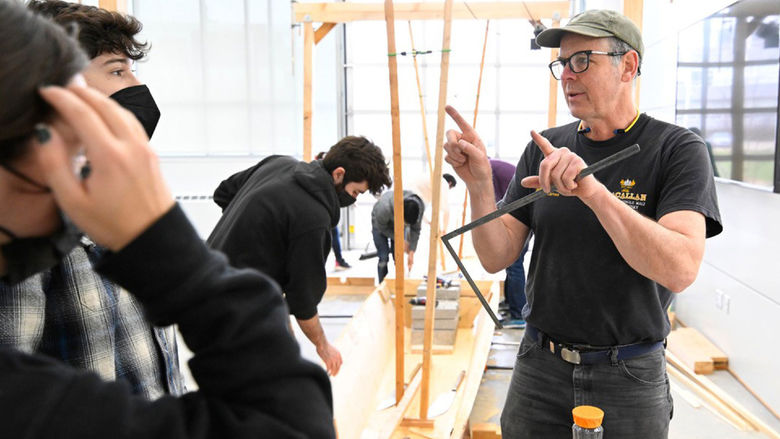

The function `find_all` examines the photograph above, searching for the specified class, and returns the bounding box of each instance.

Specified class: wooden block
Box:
[667,328,728,374]
[471,422,502,439]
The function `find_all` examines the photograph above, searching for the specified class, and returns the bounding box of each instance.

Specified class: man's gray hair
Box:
[609,37,642,77]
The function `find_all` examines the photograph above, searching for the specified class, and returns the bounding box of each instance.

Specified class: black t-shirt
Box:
[502,114,722,346]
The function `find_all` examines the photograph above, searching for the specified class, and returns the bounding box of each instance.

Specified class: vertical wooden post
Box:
[303,21,314,162]
[384,0,406,405]
[547,17,560,128]
[623,0,643,106]
[420,0,453,421]
[458,20,490,260]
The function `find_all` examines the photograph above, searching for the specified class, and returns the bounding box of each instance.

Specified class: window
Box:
[676,0,780,191]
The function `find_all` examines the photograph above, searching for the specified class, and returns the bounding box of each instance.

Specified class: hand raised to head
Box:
[34,83,174,251]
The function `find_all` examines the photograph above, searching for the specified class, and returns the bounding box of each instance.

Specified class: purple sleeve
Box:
[490,159,517,202]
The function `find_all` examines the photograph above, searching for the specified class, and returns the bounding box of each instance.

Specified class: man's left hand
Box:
[521,130,604,202]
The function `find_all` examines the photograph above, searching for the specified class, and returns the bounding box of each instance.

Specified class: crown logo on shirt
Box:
[620,179,636,192]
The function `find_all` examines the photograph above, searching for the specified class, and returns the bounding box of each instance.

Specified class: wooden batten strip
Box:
[420,0,454,420]
[383,0,407,407]
[314,22,337,44]
[303,22,314,162]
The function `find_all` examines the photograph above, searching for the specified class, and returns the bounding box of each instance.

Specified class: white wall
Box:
[638,0,780,410]
[131,0,342,237]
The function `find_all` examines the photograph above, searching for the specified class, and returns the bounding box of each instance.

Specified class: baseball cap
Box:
[536,9,644,59]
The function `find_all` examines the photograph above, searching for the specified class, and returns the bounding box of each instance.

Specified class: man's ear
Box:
[331,166,345,185]
[622,51,639,82]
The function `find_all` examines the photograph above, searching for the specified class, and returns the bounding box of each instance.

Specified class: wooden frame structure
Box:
[294,0,571,429]
[295,1,571,161]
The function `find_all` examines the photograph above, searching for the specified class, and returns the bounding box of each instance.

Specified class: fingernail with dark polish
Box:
[34,123,51,145]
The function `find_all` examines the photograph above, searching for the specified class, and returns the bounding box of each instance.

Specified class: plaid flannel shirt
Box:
[0,239,185,399]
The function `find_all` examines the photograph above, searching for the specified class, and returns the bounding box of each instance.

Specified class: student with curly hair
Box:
[208,136,392,376]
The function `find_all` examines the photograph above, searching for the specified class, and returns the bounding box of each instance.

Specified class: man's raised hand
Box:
[443,105,491,186]
[520,130,601,200]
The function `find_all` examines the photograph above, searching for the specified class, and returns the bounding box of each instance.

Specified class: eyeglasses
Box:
[548,50,627,80]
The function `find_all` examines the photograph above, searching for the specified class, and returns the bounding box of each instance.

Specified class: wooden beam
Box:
[421,0,454,421]
[294,2,570,23]
[98,0,127,12]
[547,17,560,128]
[384,0,407,406]
[314,22,337,45]
[623,0,643,106]
[303,21,314,162]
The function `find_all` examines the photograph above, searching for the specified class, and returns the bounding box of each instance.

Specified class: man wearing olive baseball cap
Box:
[442,9,721,438]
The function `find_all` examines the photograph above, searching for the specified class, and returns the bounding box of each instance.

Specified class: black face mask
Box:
[334,181,357,208]
[337,190,357,208]
[110,84,161,139]
[0,164,83,285]
[0,216,82,285]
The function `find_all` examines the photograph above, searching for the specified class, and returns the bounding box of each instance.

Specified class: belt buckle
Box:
[560,346,582,365]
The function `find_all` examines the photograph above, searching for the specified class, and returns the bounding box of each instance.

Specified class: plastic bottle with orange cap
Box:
[572,405,604,438]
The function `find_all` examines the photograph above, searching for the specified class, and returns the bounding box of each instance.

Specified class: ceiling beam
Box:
[294,2,570,23]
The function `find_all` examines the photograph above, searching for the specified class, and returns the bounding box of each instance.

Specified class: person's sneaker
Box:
[338,260,351,269]
[499,318,526,329]
[334,261,351,271]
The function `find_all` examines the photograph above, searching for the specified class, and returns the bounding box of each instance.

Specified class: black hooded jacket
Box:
[207,156,339,319]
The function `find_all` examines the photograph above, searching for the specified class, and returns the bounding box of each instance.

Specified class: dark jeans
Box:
[500,334,673,439]
[330,226,346,264]
[504,241,529,320]
[372,228,395,283]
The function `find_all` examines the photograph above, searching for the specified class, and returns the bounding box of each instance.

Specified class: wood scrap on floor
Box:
[667,327,728,374]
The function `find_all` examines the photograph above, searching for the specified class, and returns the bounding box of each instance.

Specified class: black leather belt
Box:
[525,325,664,365]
